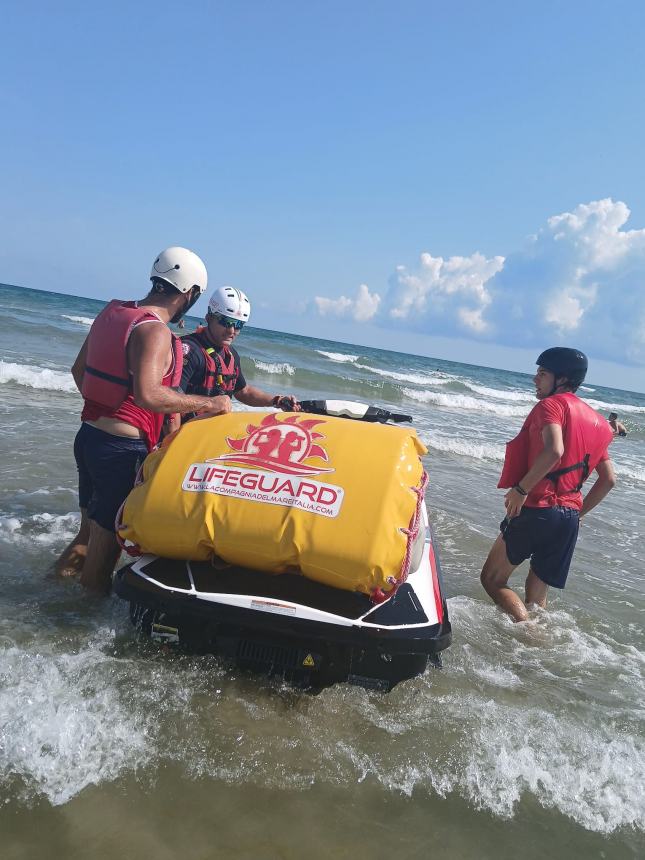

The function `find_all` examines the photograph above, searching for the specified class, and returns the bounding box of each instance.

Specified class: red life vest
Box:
[81,300,183,450]
[498,392,613,508]
[181,327,239,396]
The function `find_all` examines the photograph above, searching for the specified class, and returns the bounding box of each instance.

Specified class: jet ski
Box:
[114,400,451,691]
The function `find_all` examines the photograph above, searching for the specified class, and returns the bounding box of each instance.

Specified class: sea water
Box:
[1,283,644,859]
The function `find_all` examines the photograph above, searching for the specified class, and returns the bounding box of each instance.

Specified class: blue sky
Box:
[1,1,644,390]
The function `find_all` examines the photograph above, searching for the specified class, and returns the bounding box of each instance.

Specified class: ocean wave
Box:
[425,434,505,461]
[584,397,645,415]
[462,382,535,402]
[403,387,527,418]
[252,360,295,376]
[317,350,359,363]
[62,314,94,326]
[355,364,454,387]
[580,385,595,392]
[0,361,78,393]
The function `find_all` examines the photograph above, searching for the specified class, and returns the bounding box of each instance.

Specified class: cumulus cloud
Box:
[314,283,380,322]
[312,199,645,365]
[391,252,504,333]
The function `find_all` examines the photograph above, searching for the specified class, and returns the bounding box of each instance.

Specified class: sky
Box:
[1,1,644,391]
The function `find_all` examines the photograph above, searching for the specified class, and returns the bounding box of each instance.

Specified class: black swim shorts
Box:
[74,422,147,532]
[500,505,580,589]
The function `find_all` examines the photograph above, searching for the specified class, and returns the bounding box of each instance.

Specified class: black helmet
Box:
[536,347,588,389]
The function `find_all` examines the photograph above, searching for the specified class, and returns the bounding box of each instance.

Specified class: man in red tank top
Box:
[55,247,233,595]
[480,348,616,622]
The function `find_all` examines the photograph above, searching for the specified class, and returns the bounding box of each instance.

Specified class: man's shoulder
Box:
[130,316,170,344]
[528,394,567,424]
[180,332,205,352]
[180,337,207,371]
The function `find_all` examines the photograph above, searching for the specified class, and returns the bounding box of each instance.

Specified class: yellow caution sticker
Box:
[302,654,316,668]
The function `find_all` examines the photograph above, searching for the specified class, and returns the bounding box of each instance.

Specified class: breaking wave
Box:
[252,361,295,376]
[425,434,505,461]
[403,388,527,418]
[62,315,94,326]
[317,351,359,363]
[356,364,454,387]
[462,382,534,402]
[585,397,645,415]
[0,361,77,393]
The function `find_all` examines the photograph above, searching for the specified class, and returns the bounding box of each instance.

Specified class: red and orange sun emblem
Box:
[210,414,334,476]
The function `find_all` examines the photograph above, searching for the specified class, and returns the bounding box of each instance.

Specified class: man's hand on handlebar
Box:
[274,395,301,412]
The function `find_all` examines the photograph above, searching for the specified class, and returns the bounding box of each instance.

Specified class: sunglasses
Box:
[212,313,245,331]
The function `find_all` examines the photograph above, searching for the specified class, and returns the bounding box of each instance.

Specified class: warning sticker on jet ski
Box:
[182,414,344,518]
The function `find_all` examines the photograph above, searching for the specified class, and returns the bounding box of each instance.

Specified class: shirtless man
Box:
[55,247,231,595]
[608,412,627,437]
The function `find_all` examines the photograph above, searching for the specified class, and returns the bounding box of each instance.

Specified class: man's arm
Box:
[71,336,89,394]
[504,423,564,518]
[580,459,616,519]
[234,385,300,411]
[128,324,231,416]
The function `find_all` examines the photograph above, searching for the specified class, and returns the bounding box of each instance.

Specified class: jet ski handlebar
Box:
[279,398,412,424]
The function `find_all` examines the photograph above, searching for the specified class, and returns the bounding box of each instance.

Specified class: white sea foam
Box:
[0,512,79,546]
[0,632,150,806]
[355,364,454,387]
[252,360,295,376]
[584,397,645,415]
[317,350,359,363]
[613,462,645,483]
[403,387,527,417]
[580,385,595,392]
[399,596,645,833]
[0,361,78,393]
[463,381,535,402]
[425,433,505,461]
[62,314,94,326]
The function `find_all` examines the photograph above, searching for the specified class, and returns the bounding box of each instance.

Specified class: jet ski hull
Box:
[114,516,451,692]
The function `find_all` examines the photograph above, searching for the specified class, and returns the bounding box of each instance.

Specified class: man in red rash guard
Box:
[480,348,616,622]
[55,247,231,595]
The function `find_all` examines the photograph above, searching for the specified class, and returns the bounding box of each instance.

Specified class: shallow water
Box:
[1,283,644,858]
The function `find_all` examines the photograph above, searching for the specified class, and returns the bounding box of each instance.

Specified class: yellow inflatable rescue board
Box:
[117,411,428,599]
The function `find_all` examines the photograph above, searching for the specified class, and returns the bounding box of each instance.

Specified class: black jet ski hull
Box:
[114,518,451,692]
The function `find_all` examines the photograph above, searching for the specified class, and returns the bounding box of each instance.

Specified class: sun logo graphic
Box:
[211,413,333,476]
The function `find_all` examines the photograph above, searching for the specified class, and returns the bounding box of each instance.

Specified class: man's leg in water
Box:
[525,567,549,608]
[54,508,90,577]
[480,534,529,622]
[79,520,121,596]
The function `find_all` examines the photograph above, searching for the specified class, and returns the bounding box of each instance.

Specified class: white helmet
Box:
[150,247,208,295]
[208,286,251,322]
